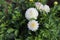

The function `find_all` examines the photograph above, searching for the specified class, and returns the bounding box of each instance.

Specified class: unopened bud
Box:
[54,1,58,5]
[29,0,33,2]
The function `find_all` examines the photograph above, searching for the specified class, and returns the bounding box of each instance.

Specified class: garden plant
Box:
[0,0,60,40]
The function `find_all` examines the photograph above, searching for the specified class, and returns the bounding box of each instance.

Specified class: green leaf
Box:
[14,30,19,37]
[0,34,4,40]
[7,28,14,33]
[0,23,6,27]
[58,5,60,10]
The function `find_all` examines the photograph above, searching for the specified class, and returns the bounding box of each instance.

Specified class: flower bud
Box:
[29,0,33,2]
[54,1,58,5]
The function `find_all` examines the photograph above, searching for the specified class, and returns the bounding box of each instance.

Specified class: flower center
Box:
[31,22,36,27]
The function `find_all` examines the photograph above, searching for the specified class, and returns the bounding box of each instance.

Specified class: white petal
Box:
[43,5,50,13]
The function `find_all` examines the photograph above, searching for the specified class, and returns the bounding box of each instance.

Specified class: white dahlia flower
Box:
[25,8,38,20]
[27,20,39,31]
[35,2,44,10]
[43,5,50,13]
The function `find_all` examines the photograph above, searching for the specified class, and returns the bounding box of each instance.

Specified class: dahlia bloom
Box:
[35,2,44,11]
[27,20,39,31]
[43,5,50,13]
[25,8,38,20]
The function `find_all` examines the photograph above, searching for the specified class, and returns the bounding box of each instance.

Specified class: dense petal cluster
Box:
[35,2,44,10]
[25,8,38,20]
[27,20,39,31]
[35,2,50,13]
[43,5,50,13]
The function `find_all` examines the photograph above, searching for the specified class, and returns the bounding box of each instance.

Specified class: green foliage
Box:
[0,0,60,40]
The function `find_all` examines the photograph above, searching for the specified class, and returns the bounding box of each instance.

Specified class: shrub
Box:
[0,0,60,40]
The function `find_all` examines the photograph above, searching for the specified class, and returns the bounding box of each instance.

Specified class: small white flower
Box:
[27,20,39,31]
[35,2,44,11]
[43,5,50,13]
[25,8,38,20]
